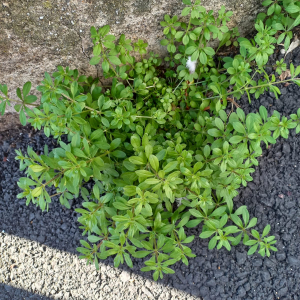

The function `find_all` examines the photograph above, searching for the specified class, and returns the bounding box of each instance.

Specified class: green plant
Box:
[258,0,300,50]
[1,0,300,281]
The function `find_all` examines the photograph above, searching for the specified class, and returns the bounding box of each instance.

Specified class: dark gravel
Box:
[1,47,300,300]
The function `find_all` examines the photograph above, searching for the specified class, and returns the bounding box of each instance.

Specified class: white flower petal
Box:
[186,56,197,74]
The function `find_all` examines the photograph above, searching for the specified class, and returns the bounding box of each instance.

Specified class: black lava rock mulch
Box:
[1,48,300,300]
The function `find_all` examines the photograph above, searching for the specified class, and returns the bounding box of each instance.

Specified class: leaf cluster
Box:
[1,0,300,281]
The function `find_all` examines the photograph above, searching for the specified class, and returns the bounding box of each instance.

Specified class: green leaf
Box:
[145,144,153,159]
[259,106,268,121]
[113,202,130,210]
[135,170,154,178]
[209,206,227,217]
[186,219,202,228]
[109,56,122,65]
[200,51,207,64]
[208,236,217,249]
[186,46,197,55]
[262,224,271,237]
[0,84,8,96]
[133,251,151,258]
[30,165,46,173]
[200,231,215,238]
[229,136,243,144]
[246,218,257,229]
[233,122,246,134]
[183,35,189,45]
[129,156,145,165]
[112,150,126,158]
[203,47,215,56]
[182,235,195,244]
[163,161,178,173]
[24,95,37,104]
[80,240,92,249]
[90,56,101,65]
[207,128,222,137]
[19,108,27,126]
[267,3,275,15]
[215,118,224,131]
[90,129,104,140]
[285,4,300,14]
[73,148,87,158]
[88,235,102,243]
[149,155,159,172]
[16,87,22,100]
[93,44,101,56]
[262,0,273,6]
[251,229,260,239]
[123,185,136,196]
[102,60,109,73]
[160,39,169,46]
[22,82,31,97]
[110,138,121,150]
[247,244,258,255]
[272,23,284,30]
[182,7,191,16]
[32,187,42,197]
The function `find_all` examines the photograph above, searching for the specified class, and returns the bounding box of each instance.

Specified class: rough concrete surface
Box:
[0,0,263,115]
[0,234,199,300]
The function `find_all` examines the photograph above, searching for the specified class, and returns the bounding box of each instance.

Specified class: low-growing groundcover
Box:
[1,0,300,281]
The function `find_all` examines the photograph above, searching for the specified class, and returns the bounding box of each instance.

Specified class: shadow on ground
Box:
[0,283,52,300]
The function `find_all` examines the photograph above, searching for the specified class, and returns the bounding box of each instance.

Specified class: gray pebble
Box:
[288,256,300,267]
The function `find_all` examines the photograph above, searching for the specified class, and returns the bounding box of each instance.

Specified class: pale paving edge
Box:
[0,233,201,300]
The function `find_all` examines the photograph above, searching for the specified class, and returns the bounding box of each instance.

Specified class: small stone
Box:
[261,270,270,281]
[61,223,68,230]
[37,235,45,243]
[276,252,286,261]
[141,286,153,298]
[281,87,287,95]
[244,282,251,291]
[206,278,216,287]
[252,259,262,267]
[29,213,35,221]
[1,141,9,152]
[214,269,224,278]
[90,283,97,289]
[4,285,12,292]
[278,286,288,297]
[236,252,247,265]
[119,270,130,282]
[199,286,209,297]
[237,286,246,297]
[282,143,291,154]
[287,256,300,267]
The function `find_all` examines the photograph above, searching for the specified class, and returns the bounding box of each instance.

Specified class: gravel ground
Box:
[1,47,300,300]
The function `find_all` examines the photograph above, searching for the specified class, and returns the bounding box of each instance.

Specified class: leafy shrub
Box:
[1,0,300,280]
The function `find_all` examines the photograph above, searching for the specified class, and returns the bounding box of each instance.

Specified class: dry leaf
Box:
[285,35,300,57]
[279,69,291,81]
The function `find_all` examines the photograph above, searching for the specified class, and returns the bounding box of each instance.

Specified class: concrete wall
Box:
[0,0,263,118]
